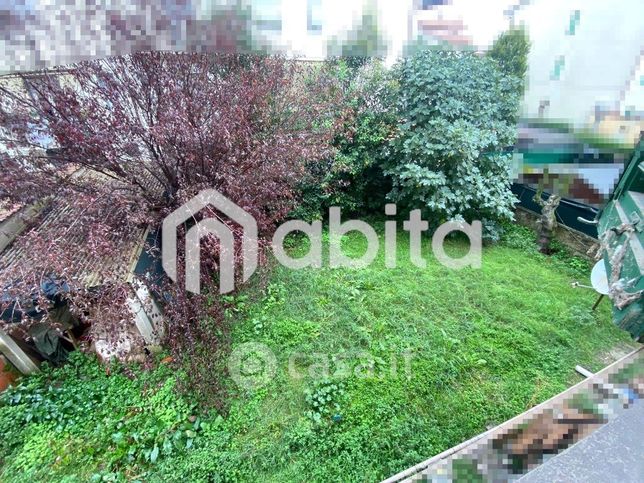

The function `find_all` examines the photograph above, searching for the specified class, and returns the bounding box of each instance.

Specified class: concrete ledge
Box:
[383,346,643,483]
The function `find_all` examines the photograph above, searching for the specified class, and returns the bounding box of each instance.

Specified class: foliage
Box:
[384,50,521,229]
[0,352,204,481]
[292,59,398,219]
[549,238,591,274]
[327,0,387,66]
[0,52,344,391]
[0,43,629,482]
[0,229,635,481]
[500,222,538,252]
[487,27,530,90]
[304,379,347,424]
[1,53,340,232]
[501,222,590,275]
[481,218,505,245]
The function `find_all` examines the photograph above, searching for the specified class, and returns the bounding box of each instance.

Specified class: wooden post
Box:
[0,328,39,374]
[128,279,164,345]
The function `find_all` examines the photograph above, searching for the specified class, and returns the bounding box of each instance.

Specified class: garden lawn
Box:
[0,225,637,482]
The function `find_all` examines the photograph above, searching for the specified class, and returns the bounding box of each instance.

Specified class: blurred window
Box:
[254,0,282,32]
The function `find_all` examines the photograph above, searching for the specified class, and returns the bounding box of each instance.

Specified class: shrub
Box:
[487,27,530,91]
[292,59,398,220]
[384,50,521,229]
[501,223,538,252]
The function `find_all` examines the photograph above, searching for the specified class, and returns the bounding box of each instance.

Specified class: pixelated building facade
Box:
[2,1,641,208]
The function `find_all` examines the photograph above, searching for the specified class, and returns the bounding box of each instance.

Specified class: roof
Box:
[0,200,23,223]
[0,170,150,290]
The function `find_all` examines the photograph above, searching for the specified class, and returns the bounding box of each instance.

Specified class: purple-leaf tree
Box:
[0,53,346,400]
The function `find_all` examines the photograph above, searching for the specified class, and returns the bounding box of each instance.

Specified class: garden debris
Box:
[496,405,603,470]
[28,322,69,365]
[575,365,594,378]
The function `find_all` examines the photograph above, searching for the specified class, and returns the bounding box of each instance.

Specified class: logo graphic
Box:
[162,188,483,295]
[162,189,258,294]
[228,342,277,391]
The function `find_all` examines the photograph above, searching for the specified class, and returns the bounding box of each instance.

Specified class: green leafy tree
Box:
[328,1,387,68]
[487,27,530,90]
[292,59,398,220]
[384,50,521,233]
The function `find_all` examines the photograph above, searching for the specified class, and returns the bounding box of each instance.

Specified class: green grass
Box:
[0,224,637,482]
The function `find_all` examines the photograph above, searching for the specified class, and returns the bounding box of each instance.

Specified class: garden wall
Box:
[514,206,597,259]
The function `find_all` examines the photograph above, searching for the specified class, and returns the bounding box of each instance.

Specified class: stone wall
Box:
[514,207,598,259]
